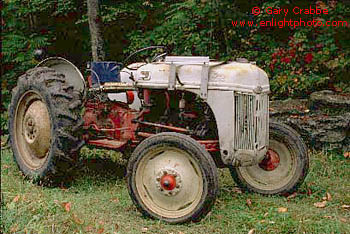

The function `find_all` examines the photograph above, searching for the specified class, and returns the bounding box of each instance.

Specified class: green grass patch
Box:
[1,148,349,234]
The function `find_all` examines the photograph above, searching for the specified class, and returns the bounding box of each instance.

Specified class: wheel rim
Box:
[237,139,296,191]
[135,146,203,219]
[14,91,52,170]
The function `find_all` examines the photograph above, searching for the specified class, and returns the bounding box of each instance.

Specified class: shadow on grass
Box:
[77,158,127,178]
[54,158,127,189]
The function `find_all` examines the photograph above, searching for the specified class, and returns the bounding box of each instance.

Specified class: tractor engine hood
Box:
[121,61,270,94]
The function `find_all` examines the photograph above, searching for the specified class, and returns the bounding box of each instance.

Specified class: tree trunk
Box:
[87,0,105,61]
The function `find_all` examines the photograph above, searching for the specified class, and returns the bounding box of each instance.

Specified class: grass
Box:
[1,146,350,234]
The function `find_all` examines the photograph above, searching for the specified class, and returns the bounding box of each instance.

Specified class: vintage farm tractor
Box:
[8,47,309,223]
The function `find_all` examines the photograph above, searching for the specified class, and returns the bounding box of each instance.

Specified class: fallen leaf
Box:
[142,227,148,233]
[334,87,343,92]
[114,223,119,231]
[178,232,185,234]
[326,192,332,201]
[21,195,27,201]
[111,197,119,203]
[99,220,105,225]
[72,214,84,225]
[62,202,71,212]
[263,212,269,217]
[85,226,94,232]
[246,199,252,207]
[233,187,243,194]
[97,228,104,234]
[12,195,20,203]
[10,224,18,233]
[60,186,68,191]
[339,217,348,223]
[341,205,350,210]
[344,152,350,158]
[287,192,297,200]
[248,229,255,234]
[323,215,333,219]
[307,188,313,196]
[277,207,288,213]
[3,164,10,169]
[314,201,327,208]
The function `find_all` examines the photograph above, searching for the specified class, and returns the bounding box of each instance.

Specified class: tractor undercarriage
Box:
[83,88,221,158]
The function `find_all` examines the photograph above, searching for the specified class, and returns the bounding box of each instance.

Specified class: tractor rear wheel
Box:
[230,122,309,195]
[8,67,84,184]
[127,132,218,223]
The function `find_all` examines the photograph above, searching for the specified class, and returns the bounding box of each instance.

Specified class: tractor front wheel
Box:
[127,132,218,223]
[230,122,309,195]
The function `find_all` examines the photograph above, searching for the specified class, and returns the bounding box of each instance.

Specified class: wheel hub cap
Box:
[136,147,203,218]
[22,100,51,158]
[161,175,176,190]
[155,168,181,196]
[259,149,280,171]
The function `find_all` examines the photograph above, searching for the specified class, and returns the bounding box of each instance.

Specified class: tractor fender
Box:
[36,57,86,94]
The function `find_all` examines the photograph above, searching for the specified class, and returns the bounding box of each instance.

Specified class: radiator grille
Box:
[234,92,269,151]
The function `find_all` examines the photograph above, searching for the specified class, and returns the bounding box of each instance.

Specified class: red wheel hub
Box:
[259,149,280,171]
[160,174,176,190]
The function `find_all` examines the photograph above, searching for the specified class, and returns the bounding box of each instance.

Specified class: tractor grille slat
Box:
[234,92,269,151]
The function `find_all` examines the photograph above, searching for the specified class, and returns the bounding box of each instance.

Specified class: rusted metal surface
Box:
[197,140,220,152]
[133,120,190,133]
[137,132,220,152]
[84,98,139,145]
[87,139,127,149]
[137,132,154,138]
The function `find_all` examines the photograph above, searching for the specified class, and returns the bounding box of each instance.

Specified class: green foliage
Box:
[2,0,350,113]
[125,0,350,98]
[2,0,53,97]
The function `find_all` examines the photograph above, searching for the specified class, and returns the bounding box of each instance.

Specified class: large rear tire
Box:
[230,122,309,195]
[8,67,85,184]
[127,132,218,223]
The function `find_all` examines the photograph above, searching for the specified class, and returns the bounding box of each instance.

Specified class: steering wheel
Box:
[123,46,168,70]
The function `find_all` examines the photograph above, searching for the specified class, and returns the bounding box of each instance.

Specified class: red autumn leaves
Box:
[304,53,314,64]
[269,38,317,72]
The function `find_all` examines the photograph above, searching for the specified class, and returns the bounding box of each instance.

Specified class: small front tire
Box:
[127,132,218,223]
[230,122,309,195]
